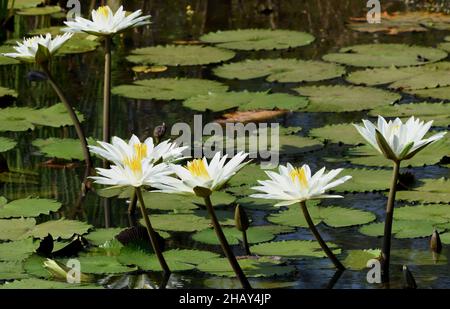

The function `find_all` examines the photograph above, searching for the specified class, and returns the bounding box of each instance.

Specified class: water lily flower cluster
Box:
[63,5,151,36]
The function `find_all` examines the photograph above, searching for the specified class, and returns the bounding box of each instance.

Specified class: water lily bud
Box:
[193,186,212,198]
[153,122,167,142]
[27,71,48,82]
[35,44,51,65]
[402,265,417,289]
[235,204,250,232]
[430,230,442,253]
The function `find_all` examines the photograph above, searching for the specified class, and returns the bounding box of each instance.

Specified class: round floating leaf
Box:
[192,225,293,245]
[323,44,447,67]
[0,278,101,289]
[395,204,450,224]
[112,78,228,100]
[29,26,62,36]
[201,29,315,51]
[309,123,366,145]
[334,168,392,192]
[32,138,84,161]
[0,86,17,99]
[345,135,450,167]
[8,0,43,9]
[21,218,92,240]
[16,5,61,15]
[251,240,341,258]
[57,38,100,55]
[368,102,450,128]
[214,58,345,83]
[439,42,450,52]
[396,178,449,204]
[236,197,278,211]
[268,203,375,228]
[143,191,236,211]
[0,238,40,261]
[0,197,62,218]
[347,62,450,90]
[0,261,27,280]
[0,137,17,153]
[85,228,124,246]
[23,254,52,279]
[359,219,445,239]
[61,256,134,275]
[127,45,235,66]
[197,256,295,277]
[0,46,20,66]
[183,91,308,112]
[343,249,381,270]
[0,218,36,241]
[294,85,401,112]
[348,12,429,34]
[204,277,296,289]
[441,232,450,245]
[118,248,219,272]
[406,86,450,100]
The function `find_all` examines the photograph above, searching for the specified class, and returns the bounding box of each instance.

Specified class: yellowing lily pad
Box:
[201,29,314,51]
[323,44,447,67]
[294,85,401,112]
[127,45,235,66]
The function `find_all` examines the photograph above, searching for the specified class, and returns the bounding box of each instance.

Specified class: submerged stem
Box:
[203,196,252,289]
[300,201,345,271]
[135,187,171,274]
[42,65,92,171]
[381,160,401,283]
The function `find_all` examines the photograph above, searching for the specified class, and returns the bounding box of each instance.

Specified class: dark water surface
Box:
[0,0,449,289]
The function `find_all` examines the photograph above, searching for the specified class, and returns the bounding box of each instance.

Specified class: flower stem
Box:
[135,187,171,274]
[41,65,92,171]
[300,201,345,270]
[242,230,251,256]
[381,160,400,283]
[103,36,112,167]
[203,196,252,289]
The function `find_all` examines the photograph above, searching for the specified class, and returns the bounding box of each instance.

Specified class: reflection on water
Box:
[0,0,449,288]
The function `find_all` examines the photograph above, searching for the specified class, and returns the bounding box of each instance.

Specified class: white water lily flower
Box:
[2,33,73,62]
[354,116,446,162]
[89,135,188,166]
[90,157,172,188]
[63,5,151,36]
[250,164,352,206]
[154,152,249,195]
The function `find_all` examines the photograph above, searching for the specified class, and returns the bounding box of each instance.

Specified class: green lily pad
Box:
[392,249,447,266]
[268,204,376,228]
[203,277,296,289]
[0,218,36,241]
[20,218,92,240]
[439,42,450,52]
[250,240,341,258]
[0,278,101,289]
[198,256,295,277]
[23,255,52,279]
[406,86,450,100]
[118,248,219,272]
[0,45,20,66]
[368,102,450,128]
[8,0,43,9]
[127,45,235,66]
[0,137,17,153]
[57,38,100,55]
[60,256,134,275]
[395,204,450,224]
[334,168,392,192]
[200,29,314,51]
[0,238,39,261]
[294,85,401,112]
[0,86,17,99]
[0,104,84,132]
[345,135,450,167]
[359,219,445,239]
[347,62,450,90]
[0,197,62,218]
[32,138,84,161]
[309,123,367,145]
[213,58,345,83]
[396,178,450,204]
[323,44,447,67]
[192,225,294,245]
[343,249,381,270]
[143,191,236,211]
[441,232,450,245]
[85,228,124,246]
[112,78,228,101]
[0,261,28,280]
[235,197,279,211]
[29,26,62,36]
[183,91,308,112]
[16,5,61,15]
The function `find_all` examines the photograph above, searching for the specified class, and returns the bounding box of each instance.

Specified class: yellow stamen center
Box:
[134,143,148,161]
[97,6,110,18]
[124,156,142,174]
[187,159,210,178]
[290,167,308,188]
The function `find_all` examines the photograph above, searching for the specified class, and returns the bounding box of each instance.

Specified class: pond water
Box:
[0,0,449,289]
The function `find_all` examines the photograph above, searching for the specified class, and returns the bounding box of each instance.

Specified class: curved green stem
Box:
[381,161,401,283]
[203,196,252,289]
[42,65,92,171]
[300,201,345,271]
[136,187,171,274]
